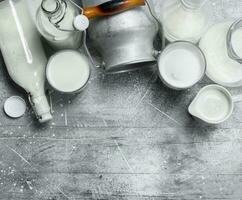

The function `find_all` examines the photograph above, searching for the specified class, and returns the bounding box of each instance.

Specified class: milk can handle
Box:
[227,18,242,64]
[83,0,145,19]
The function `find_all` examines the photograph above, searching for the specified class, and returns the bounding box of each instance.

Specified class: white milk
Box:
[189,85,233,124]
[199,22,242,87]
[158,42,206,89]
[161,0,209,43]
[47,50,90,93]
[36,0,82,50]
[0,0,52,122]
[26,0,41,21]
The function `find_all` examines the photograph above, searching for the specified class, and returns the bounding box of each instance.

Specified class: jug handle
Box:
[83,0,145,19]
[227,18,242,64]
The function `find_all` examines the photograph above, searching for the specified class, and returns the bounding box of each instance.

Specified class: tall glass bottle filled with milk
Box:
[36,0,82,50]
[0,0,52,122]
[161,0,211,43]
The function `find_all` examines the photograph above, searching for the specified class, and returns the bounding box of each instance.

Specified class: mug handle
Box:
[83,0,145,19]
[227,18,242,64]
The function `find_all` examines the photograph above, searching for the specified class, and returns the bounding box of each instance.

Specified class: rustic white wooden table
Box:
[1,0,242,199]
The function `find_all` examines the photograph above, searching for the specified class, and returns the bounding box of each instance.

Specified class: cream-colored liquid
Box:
[36,0,82,50]
[199,22,242,86]
[0,0,47,94]
[159,43,205,89]
[161,1,208,43]
[47,51,90,93]
[0,0,51,121]
[190,87,232,123]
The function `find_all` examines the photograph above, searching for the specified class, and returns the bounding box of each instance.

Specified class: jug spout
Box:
[30,94,52,123]
[188,103,198,118]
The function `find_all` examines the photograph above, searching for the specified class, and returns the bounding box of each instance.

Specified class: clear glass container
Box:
[0,0,52,122]
[199,20,242,87]
[227,19,242,63]
[36,0,82,50]
[160,0,211,43]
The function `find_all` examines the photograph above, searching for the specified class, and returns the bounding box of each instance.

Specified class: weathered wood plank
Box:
[1,132,242,199]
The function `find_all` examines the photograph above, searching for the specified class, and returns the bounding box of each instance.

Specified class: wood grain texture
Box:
[1,0,242,199]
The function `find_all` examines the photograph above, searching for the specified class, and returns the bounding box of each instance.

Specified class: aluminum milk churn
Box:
[81,0,159,73]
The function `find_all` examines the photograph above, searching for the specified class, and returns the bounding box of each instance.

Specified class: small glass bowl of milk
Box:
[157,41,206,90]
[188,85,234,124]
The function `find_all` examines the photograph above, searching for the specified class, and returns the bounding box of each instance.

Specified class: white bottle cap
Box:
[4,96,26,118]
[73,15,89,32]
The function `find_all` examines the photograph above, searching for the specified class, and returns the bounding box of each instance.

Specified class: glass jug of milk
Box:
[160,0,211,43]
[0,0,52,122]
[36,0,82,50]
[199,21,242,87]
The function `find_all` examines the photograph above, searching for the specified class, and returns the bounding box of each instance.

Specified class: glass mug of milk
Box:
[46,50,91,94]
[188,85,242,124]
[157,41,206,90]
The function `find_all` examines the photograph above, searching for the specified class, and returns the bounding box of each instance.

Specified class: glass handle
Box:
[227,18,242,64]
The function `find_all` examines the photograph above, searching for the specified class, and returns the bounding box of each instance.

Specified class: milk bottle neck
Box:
[29,93,52,123]
[180,0,205,10]
[41,0,66,24]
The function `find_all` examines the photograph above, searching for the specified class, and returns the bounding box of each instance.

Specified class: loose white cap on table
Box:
[4,96,26,118]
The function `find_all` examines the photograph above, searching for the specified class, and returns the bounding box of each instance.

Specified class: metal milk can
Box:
[81,0,159,73]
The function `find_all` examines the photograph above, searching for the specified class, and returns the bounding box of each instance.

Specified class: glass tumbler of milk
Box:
[0,0,52,122]
[36,0,82,50]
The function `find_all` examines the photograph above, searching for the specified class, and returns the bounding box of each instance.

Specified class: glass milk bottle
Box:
[0,0,52,122]
[36,0,82,50]
[161,0,211,43]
